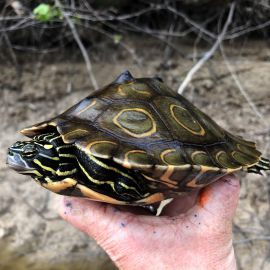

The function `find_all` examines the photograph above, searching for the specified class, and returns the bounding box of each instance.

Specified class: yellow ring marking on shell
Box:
[123,150,148,169]
[236,143,261,160]
[215,150,242,170]
[86,140,118,156]
[160,149,176,165]
[76,99,97,115]
[216,150,226,160]
[117,82,151,96]
[117,85,125,95]
[170,104,205,136]
[231,150,260,167]
[62,129,90,142]
[113,108,157,138]
[191,150,208,162]
[236,143,261,159]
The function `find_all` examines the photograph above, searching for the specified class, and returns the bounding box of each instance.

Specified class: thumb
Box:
[59,197,126,243]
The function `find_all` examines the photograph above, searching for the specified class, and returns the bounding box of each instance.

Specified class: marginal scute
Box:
[237,143,261,158]
[185,169,225,188]
[215,150,241,169]
[228,132,256,148]
[231,151,259,166]
[21,121,57,137]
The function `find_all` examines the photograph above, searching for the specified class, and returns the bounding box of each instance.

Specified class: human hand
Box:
[59,175,240,270]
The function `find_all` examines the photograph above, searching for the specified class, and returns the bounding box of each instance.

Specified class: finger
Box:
[195,174,240,221]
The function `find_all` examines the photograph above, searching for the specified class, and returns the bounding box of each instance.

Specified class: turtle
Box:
[7,70,270,215]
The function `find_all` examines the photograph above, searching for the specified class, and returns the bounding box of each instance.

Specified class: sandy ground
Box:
[0,39,269,269]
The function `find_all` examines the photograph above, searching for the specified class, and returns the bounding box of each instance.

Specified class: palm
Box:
[60,175,239,270]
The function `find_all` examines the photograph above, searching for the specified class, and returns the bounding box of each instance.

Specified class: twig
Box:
[76,22,141,65]
[54,0,98,90]
[2,31,18,67]
[177,2,236,94]
[234,236,270,245]
[166,5,216,40]
[219,42,267,126]
[225,20,270,40]
[65,6,160,22]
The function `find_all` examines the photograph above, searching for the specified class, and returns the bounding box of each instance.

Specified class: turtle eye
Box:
[12,142,24,149]
[22,144,37,158]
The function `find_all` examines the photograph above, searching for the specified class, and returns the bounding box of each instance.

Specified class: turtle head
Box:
[7,139,60,181]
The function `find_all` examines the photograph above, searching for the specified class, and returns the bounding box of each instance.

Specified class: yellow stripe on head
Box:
[34,159,56,174]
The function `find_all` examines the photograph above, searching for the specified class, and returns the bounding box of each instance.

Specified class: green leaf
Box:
[113,34,123,44]
[33,4,61,22]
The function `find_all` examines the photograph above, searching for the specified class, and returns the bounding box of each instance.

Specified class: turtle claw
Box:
[142,198,174,216]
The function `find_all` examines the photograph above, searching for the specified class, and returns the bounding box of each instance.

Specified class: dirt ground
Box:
[0,39,269,269]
